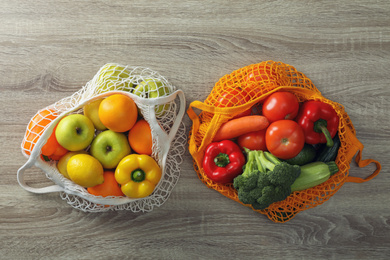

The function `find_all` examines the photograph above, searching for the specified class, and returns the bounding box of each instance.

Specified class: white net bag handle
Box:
[137,90,186,169]
[17,117,66,194]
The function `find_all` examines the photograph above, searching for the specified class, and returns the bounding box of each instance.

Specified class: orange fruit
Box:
[41,125,68,160]
[98,94,138,132]
[23,108,58,155]
[243,62,280,98]
[40,130,58,156]
[46,145,68,161]
[87,171,124,197]
[128,119,153,155]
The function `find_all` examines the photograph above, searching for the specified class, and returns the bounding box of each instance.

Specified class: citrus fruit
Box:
[128,119,153,155]
[57,151,88,179]
[41,125,68,161]
[67,154,104,187]
[87,171,124,197]
[98,94,138,132]
[47,145,69,161]
[83,98,108,131]
[23,108,57,155]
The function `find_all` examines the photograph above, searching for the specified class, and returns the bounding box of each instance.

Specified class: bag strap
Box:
[17,159,65,194]
[17,120,65,194]
[285,87,381,183]
[146,89,186,170]
[344,127,382,183]
[187,101,230,163]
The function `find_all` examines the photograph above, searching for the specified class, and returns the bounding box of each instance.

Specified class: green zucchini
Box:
[291,161,339,191]
[285,144,317,166]
[316,134,341,162]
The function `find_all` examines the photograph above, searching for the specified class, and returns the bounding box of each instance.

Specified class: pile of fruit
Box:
[202,91,341,210]
[24,93,165,199]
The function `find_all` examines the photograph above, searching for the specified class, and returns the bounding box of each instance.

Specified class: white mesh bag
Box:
[17,63,187,212]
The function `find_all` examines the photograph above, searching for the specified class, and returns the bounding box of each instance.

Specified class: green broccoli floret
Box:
[233,149,301,210]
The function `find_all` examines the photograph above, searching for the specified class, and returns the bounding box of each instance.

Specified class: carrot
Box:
[213,115,269,141]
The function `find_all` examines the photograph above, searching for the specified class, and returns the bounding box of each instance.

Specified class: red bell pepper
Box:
[202,140,246,184]
[296,101,339,147]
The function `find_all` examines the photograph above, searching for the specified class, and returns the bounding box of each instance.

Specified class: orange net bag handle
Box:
[187,100,217,163]
[343,127,382,183]
[187,96,259,166]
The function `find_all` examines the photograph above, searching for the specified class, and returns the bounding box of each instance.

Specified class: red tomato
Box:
[262,92,299,123]
[237,129,267,151]
[265,120,305,160]
[245,63,277,83]
[244,64,279,99]
[215,89,251,118]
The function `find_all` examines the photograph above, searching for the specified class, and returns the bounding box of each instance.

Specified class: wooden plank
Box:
[1,0,389,259]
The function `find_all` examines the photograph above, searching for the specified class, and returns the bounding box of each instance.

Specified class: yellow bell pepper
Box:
[115,154,162,198]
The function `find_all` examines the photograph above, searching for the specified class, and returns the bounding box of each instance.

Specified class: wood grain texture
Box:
[1,0,390,259]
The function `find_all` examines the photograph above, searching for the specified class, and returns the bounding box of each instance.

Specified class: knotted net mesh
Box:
[20,63,186,212]
[188,60,379,222]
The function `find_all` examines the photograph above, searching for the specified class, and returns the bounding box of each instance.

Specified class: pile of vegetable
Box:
[202,91,341,210]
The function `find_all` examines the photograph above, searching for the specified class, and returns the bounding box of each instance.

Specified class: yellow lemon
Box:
[67,154,104,187]
[83,99,107,131]
[57,151,87,179]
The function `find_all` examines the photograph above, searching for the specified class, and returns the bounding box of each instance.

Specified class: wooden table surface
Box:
[1,1,389,259]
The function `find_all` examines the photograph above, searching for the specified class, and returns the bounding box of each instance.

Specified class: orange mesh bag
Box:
[187,60,382,223]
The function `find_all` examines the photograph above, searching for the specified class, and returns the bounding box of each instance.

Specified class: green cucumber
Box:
[316,134,341,162]
[291,161,339,191]
[285,144,317,166]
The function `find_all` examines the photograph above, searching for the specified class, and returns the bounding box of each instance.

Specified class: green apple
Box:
[90,130,131,169]
[83,98,107,131]
[57,150,87,179]
[55,114,95,151]
[95,63,133,93]
[133,78,171,115]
